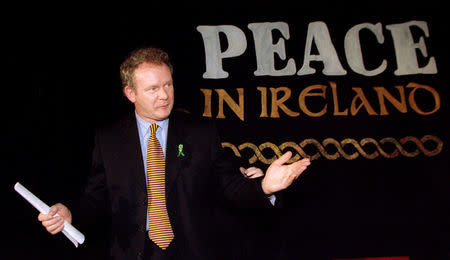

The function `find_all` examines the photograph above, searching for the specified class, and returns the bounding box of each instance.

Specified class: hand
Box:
[38,203,72,235]
[240,166,264,179]
[261,152,310,195]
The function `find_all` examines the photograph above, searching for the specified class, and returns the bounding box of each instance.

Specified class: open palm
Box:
[262,151,310,194]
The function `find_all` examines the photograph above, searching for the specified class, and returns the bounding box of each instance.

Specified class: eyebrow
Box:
[144,80,173,90]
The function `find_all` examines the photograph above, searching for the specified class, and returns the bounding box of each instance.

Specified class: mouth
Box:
[158,103,172,109]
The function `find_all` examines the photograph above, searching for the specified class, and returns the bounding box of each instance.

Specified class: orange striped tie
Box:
[146,123,174,249]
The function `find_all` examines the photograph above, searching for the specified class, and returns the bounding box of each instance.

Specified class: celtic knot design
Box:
[221,135,443,164]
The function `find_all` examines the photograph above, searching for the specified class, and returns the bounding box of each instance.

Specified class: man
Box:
[38,47,310,259]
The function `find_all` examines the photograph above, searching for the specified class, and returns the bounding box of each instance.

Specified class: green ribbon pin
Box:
[177,144,185,157]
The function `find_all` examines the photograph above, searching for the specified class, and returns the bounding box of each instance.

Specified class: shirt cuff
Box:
[268,194,276,206]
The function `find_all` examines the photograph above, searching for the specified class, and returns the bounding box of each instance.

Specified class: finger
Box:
[43,216,63,230]
[46,218,64,234]
[245,172,257,178]
[48,205,59,216]
[272,151,292,166]
[42,216,62,227]
[38,212,53,222]
[287,162,308,181]
[47,221,63,234]
[286,173,298,185]
[248,174,263,179]
[294,166,307,180]
[290,158,310,170]
[246,169,264,178]
[245,167,256,175]
[298,157,311,165]
[51,222,65,234]
[246,166,263,173]
[239,167,246,175]
[246,171,259,176]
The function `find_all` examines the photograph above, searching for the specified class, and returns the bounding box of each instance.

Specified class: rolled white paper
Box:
[14,182,85,247]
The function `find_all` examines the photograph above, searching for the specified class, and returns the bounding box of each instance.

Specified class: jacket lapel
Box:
[165,114,183,198]
[120,113,147,193]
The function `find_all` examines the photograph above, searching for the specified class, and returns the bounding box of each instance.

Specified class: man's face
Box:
[124,62,174,123]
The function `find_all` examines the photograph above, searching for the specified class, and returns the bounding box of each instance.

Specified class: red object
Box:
[332,257,410,260]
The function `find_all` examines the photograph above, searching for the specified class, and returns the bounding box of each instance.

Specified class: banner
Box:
[4,3,448,260]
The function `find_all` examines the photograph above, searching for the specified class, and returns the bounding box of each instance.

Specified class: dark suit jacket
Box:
[73,111,273,260]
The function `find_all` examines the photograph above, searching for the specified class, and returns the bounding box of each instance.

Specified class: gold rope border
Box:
[221,135,443,164]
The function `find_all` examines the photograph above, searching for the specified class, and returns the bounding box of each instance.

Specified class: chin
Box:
[156,110,172,120]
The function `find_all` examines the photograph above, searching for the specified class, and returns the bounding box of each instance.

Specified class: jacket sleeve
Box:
[70,128,109,227]
[209,122,274,209]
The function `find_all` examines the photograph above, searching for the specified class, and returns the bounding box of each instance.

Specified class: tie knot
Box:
[150,123,158,136]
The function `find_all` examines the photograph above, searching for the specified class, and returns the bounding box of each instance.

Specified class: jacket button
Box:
[137,252,143,259]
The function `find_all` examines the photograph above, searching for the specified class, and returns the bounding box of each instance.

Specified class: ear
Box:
[123,85,136,103]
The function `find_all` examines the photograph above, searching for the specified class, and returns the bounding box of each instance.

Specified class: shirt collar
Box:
[135,112,169,135]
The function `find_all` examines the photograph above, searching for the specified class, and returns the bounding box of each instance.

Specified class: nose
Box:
[158,87,169,100]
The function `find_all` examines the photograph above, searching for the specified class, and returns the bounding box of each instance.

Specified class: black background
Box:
[3,2,449,259]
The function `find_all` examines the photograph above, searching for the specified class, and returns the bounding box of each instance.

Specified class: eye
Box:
[147,86,158,92]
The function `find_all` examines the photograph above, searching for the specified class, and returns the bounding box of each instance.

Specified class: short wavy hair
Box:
[120,47,173,90]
